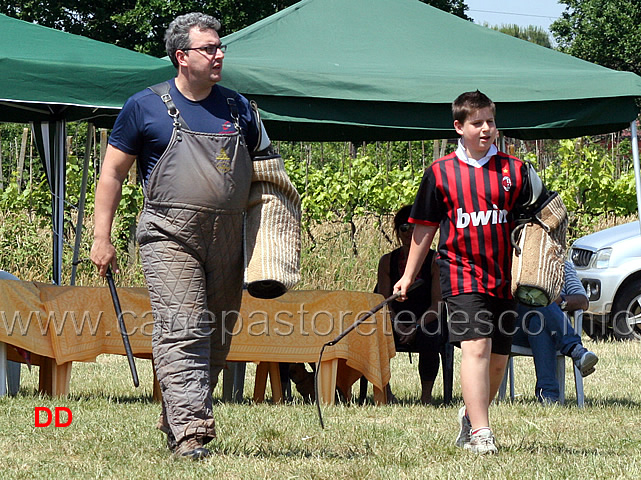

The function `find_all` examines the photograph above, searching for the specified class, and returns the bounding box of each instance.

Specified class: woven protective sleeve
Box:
[244,156,302,294]
[511,193,568,306]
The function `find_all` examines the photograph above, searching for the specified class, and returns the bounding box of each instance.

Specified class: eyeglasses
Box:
[182,44,227,56]
[399,223,414,233]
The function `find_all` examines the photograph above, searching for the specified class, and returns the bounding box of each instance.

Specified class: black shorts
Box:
[445,293,517,355]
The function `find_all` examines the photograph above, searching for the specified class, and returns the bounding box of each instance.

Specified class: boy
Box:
[394,90,528,454]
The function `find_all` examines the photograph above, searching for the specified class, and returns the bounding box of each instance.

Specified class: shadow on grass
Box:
[214,441,371,459]
[356,393,463,407]
[583,396,641,408]
[14,385,641,410]
[497,396,641,409]
[14,386,158,404]
[506,441,618,456]
[351,392,641,409]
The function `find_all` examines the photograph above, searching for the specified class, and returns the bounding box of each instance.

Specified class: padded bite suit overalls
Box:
[137,92,251,444]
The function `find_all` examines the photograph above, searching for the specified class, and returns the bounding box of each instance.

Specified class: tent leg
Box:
[71,123,93,285]
[631,119,641,234]
[32,120,66,285]
[54,121,66,285]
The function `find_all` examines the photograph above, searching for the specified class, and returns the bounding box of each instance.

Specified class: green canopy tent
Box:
[2,0,641,284]
[0,14,176,284]
[220,0,641,141]
[218,0,641,224]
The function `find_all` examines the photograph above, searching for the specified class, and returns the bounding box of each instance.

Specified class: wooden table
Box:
[0,280,395,405]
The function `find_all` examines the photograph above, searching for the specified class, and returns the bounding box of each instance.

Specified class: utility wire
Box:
[468,9,559,20]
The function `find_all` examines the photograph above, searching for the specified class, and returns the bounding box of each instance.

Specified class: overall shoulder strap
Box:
[148,81,191,131]
[218,89,242,133]
[219,87,278,159]
[249,100,264,150]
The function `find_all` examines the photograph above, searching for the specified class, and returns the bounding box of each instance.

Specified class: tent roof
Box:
[0,14,176,124]
[220,0,641,140]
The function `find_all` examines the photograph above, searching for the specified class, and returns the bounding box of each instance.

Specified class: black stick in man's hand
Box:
[106,267,139,388]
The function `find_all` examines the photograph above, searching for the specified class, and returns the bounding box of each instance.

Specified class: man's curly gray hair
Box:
[165,12,221,68]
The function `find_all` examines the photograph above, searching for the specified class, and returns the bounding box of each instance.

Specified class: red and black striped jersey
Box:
[409,151,527,299]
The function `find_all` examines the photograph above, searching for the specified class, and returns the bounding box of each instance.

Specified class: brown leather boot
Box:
[158,424,177,451]
[174,437,210,460]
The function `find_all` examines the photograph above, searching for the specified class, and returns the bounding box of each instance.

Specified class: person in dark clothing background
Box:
[376,205,442,404]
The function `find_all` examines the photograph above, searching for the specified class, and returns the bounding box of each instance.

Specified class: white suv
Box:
[569,221,641,340]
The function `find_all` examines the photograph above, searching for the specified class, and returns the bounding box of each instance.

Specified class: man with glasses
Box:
[91,12,278,459]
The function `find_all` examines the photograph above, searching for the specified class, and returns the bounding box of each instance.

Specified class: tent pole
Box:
[53,121,66,285]
[34,120,66,285]
[71,122,93,285]
[631,119,641,234]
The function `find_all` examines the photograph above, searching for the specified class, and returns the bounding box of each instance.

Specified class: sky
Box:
[464,0,567,33]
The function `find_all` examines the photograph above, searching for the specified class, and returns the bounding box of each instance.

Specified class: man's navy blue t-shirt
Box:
[109,78,259,185]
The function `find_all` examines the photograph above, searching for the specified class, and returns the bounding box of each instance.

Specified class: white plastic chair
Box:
[498,310,585,407]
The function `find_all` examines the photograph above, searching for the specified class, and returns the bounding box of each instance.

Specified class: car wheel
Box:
[611,283,641,341]
[582,316,611,341]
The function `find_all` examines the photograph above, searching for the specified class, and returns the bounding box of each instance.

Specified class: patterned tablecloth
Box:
[0,280,395,393]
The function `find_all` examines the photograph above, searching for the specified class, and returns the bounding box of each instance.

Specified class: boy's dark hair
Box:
[452,90,496,124]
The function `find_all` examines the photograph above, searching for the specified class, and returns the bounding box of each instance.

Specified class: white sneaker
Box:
[455,406,471,448]
[464,428,498,455]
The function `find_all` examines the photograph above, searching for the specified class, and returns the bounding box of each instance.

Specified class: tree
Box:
[0,1,299,56]
[1,1,148,51]
[1,1,472,56]
[550,0,641,75]
[111,1,300,55]
[419,0,470,20]
[493,24,552,48]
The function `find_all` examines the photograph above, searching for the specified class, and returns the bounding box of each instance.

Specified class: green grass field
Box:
[1,339,640,479]
[2,216,640,478]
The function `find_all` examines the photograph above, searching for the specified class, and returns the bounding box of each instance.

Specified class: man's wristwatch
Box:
[559,295,568,311]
